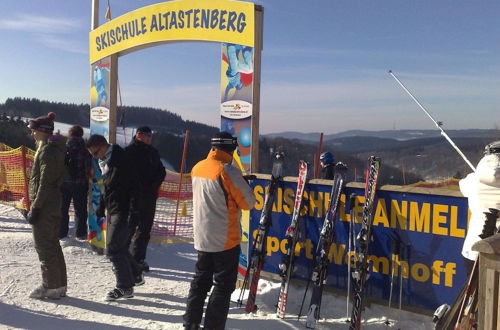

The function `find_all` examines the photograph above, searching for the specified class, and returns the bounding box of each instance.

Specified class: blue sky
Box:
[0,0,499,134]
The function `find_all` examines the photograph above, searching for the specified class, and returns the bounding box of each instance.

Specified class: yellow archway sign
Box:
[89,0,255,64]
[89,0,262,269]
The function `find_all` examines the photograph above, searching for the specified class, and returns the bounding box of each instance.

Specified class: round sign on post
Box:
[90,107,110,122]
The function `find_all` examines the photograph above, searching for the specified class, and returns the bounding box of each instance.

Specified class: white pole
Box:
[91,0,99,29]
[388,70,476,172]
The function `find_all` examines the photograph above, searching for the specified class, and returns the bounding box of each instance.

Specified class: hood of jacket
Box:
[47,133,68,152]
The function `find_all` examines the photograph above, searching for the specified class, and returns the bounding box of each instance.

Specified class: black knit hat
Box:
[211,132,238,153]
[28,112,56,134]
[485,141,500,155]
[136,126,152,135]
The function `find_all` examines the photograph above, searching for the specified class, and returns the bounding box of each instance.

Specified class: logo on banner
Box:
[220,100,252,119]
[90,107,110,122]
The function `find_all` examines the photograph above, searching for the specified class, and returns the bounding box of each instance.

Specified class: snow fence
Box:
[0,143,193,240]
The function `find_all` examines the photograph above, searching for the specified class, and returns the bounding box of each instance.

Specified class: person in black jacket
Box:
[86,134,143,301]
[125,126,166,272]
[60,125,92,240]
[320,151,335,180]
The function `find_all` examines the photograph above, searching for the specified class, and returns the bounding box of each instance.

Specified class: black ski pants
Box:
[106,213,142,289]
[127,195,157,263]
[60,181,89,238]
[183,245,240,330]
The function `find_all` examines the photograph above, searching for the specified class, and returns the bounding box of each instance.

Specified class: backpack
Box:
[64,149,79,180]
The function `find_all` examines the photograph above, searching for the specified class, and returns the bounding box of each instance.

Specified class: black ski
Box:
[349,156,381,330]
[276,160,308,318]
[303,162,348,328]
[237,152,284,312]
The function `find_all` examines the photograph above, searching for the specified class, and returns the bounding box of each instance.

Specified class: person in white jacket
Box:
[183,132,256,330]
[459,140,500,273]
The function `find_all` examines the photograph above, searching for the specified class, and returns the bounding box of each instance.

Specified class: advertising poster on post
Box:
[88,57,111,252]
[90,57,111,139]
[220,43,254,173]
[220,42,255,278]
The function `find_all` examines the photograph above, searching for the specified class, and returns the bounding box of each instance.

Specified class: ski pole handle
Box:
[349,193,356,211]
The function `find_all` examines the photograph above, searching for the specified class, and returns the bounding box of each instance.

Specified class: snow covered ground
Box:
[0,204,434,329]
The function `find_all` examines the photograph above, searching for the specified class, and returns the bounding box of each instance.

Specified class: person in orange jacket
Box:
[183,132,256,330]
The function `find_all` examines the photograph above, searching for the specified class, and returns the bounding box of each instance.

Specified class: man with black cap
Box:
[85,134,144,301]
[183,132,256,330]
[459,140,500,272]
[433,141,500,328]
[125,126,166,272]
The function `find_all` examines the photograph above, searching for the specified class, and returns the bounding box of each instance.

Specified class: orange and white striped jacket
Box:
[191,148,256,252]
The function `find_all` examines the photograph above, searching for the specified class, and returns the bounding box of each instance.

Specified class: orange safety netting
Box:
[0,142,194,240]
[0,144,34,210]
[151,170,193,241]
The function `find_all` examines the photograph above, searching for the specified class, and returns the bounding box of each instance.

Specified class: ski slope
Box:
[0,204,434,329]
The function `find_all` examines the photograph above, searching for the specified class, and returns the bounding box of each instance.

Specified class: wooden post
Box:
[109,54,118,144]
[250,5,263,173]
[91,0,99,29]
[472,233,500,329]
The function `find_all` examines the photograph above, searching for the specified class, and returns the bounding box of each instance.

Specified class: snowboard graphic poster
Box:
[87,158,106,252]
[90,57,111,140]
[220,42,254,173]
[220,42,255,278]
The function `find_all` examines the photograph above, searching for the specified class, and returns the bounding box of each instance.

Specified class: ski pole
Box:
[388,70,476,172]
[397,243,407,330]
[298,262,313,320]
[385,239,397,326]
[345,193,356,322]
[237,230,260,307]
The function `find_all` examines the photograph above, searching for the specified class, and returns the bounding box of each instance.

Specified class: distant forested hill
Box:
[0,97,217,136]
[258,137,422,184]
[0,97,218,172]
[2,97,492,183]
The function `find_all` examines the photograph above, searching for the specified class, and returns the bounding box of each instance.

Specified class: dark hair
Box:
[86,134,108,148]
[68,125,84,138]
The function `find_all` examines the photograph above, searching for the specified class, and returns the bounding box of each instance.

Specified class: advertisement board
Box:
[90,58,111,139]
[249,178,468,311]
[220,43,254,173]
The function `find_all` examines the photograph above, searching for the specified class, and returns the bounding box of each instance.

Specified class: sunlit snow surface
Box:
[0,204,433,329]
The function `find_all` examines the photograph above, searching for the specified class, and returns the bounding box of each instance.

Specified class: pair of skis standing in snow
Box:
[238,153,382,329]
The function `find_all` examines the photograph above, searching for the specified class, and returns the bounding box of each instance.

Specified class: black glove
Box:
[95,195,106,218]
[27,207,41,225]
[95,204,105,219]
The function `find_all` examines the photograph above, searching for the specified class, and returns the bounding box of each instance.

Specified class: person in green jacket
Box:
[27,112,68,299]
